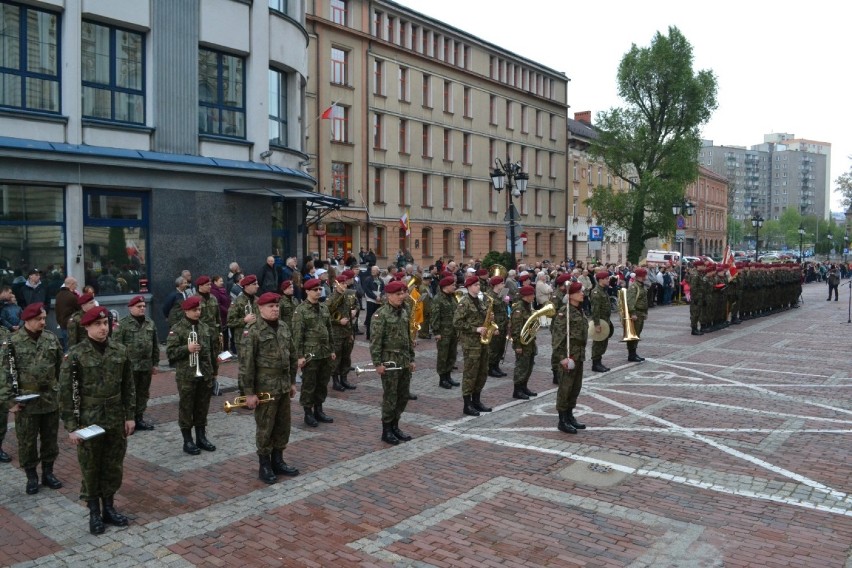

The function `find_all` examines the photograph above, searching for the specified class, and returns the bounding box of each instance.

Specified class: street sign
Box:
[503,204,520,223]
[589,226,603,241]
[507,238,524,253]
[676,215,686,230]
[675,230,685,243]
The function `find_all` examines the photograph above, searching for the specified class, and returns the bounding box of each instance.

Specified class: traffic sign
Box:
[675,230,685,243]
[676,215,686,230]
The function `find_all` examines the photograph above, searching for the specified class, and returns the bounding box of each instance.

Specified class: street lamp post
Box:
[672,199,695,304]
[845,232,849,266]
[798,223,805,264]
[751,213,764,262]
[490,158,529,269]
[827,234,833,263]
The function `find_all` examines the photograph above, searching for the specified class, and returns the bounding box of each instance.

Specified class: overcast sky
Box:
[398,0,849,212]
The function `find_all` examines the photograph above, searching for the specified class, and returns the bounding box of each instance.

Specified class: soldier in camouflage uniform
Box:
[0,303,63,494]
[548,274,571,384]
[369,280,416,445]
[510,285,538,400]
[292,278,336,427]
[727,264,742,325]
[0,324,10,463]
[278,280,297,328]
[552,282,588,434]
[196,276,222,349]
[328,271,358,392]
[59,306,135,535]
[239,292,299,484]
[114,295,159,431]
[453,276,492,416]
[166,296,218,455]
[625,268,649,362]
[486,276,509,378]
[590,270,613,372]
[417,274,433,339]
[431,276,459,389]
[67,292,97,349]
[227,275,259,359]
[687,261,705,335]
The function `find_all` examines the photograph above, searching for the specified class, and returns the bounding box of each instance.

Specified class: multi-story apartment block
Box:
[0,0,327,332]
[700,133,830,222]
[305,0,568,266]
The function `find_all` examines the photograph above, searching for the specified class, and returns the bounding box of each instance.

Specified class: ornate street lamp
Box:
[798,223,805,264]
[751,213,764,262]
[672,199,695,304]
[490,158,528,268]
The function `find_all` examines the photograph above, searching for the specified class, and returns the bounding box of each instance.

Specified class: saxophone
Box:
[480,294,500,345]
[71,356,81,423]
[5,341,19,397]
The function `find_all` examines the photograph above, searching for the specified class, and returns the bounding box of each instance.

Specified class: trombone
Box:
[354,361,403,375]
[188,326,203,377]
[223,392,275,414]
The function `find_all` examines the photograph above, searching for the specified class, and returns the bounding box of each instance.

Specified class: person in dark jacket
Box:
[17,269,49,314]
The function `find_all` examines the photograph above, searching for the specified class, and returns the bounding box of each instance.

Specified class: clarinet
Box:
[6,341,19,397]
[71,356,81,423]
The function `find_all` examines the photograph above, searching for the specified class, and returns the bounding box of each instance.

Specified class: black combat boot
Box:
[258,455,277,484]
[391,419,412,442]
[691,327,704,336]
[381,421,400,445]
[303,406,318,427]
[41,462,63,489]
[135,415,155,431]
[488,367,500,377]
[102,496,129,526]
[463,395,480,416]
[552,370,559,385]
[628,350,644,363]
[88,499,105,534]
[25,467,39,494]
[181,428,200,455]
[557,411,577,434]
[512,385,529,400]
[591,359,608,372]
[494,366,507,377]
[730,317,741,325]
[195,427,216,452]
[447,375,460,387]
[332,375,346,392]
[407,392,419,400]
[567,411,586,430]
[314,404,333,423]
[439,374,453,389]
[472,391,492,412]
[271,449,299,476]
[340,373,356,390]
[522,382,538,397]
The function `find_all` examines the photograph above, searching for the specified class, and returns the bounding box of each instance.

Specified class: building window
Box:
[373,113,383,149]
[398,171,408,205]
[386,16,395,42]
[199,48,245,138]
[398,66,409,101]
[548,191,555,217]
[398,118,408,153]
[422,73,432,107]
[443,80,453,113]
[399,21,407,47]
[422,174,431,207]
[442,177,452,209]
[374,226,385,257]
[268,68,288,147]
[549,152,557,178]
[330,105,348,142]
[443,128,452,161]
[442,228,452,257]
[505,101,513,130]
[269,0,288,14]
[535,150,543,176]
[373,167,384,203]
[0,3,60,113]
[372,10,383,36]
[489,95,497,125]
[550,113,557,140]
[421,228,432,257]
[373,59,384,95]
[81,21,144,124]
[534,189,542,216]
[398,228,407,255]
[520,105,528,134]
[330,0,347,25]
[463,133,472,165]
[83,190,149,296]
[331,47,348,85]
[462,180,472,211]
[489,185,497,213]
[411,25,419,51]
[421,124,432,158]
[535,232,542,256]
[535,110,542,137]
[463,86,472,118]
[331,162,349,199]
[489,139,495,165]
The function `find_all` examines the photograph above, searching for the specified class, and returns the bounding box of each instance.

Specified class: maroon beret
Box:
[489,276,504,287]
[716,265,727,272]
[595,270,610,281]
[393,272,405,281]
[476,269,488,277]
[336,272,350,282]
[693,260,705,267]
[464,276,479,288]
[280,280,292,292]
[634,268,648,278]
[442,270,453,278]
[519,285,535,297]
[77,293,95,306]
[341,270,355,279]
[181,296,201,311]
[555,273,571,285]
[195,275,210,287]
[568,281,583,295]
[21,302,45,322]
[258,292,280,306]
[127,295,145,307]
[303,278,321,290]
[439,276,456,288]
[240,274,257,287]
[385,280,406,294]
[80,306,109,326]
[518,274,530,283]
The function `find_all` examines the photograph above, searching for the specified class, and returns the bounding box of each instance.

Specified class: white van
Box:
[644,249,680,267]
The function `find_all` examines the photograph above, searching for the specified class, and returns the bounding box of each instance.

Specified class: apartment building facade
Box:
[305,0,568,266]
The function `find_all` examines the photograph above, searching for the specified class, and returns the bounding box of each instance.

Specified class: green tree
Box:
[834,155,852,210]
[586,26,718,263]
[727,214,744,247]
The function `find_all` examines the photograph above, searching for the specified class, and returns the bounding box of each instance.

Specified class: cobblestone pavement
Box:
[1,282,851,567]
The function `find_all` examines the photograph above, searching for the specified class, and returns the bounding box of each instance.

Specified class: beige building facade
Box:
[305,0,568,266]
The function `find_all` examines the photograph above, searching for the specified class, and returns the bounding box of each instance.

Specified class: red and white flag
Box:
[399,210,411,236]
[723,245,737,276]
[320,104,335,120]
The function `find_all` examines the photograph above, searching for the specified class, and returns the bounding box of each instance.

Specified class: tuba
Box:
[453,289,465,303]
[488,264,508,280]
[617,288,641,342]
[519,302,556,345]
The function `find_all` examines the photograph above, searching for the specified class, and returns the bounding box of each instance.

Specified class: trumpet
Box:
[223,392,275,414]
[303,352,315,364]
[188,327,203,377]
[244,303,254,316]
[354,361,403,375]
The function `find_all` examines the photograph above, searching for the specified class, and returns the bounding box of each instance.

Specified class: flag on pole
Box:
[399,210,411,236]
[320,104,335,120]
[722,245,737,276]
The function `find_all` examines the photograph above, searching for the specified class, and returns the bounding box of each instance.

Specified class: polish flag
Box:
[320,105,334,119]
[399,210,411,236]
[723,245,737,276]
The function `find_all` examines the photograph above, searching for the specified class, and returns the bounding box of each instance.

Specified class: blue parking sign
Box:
[589,226,603,241]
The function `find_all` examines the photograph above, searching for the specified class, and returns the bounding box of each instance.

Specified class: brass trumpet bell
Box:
[453,289,465,303]
[488,264,508,280]
[519,302,556,345]
[223,392,275,414]
[617,288,641,342]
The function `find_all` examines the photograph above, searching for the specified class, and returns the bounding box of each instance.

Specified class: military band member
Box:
[195,276,221,347]
[114,295,159,431]
[370,280,416,445]
[59,307,135,535]
[0,303,63,494]
[431,276,459,389]
[727,263,742,325]
[278,280,297,328]
[486,276,509,379]
[292,278,336,427]
[67,292,97,349]
[590,270,613,372]
[329,271,358,392]
[549,273,571,383]
[166,296,218,455]
[453,275,492,416]
[0,325,11,463]
[687,261,705,335]
[240,292,299,484]
[626,268,649,362]
[227,274,259,358]
[552,282,588,434]
[510,285,538,400]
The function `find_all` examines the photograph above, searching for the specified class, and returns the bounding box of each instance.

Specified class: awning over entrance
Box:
[224,187,347,225]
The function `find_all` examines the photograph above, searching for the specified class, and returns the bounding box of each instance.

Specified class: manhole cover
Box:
[588,463,612,474]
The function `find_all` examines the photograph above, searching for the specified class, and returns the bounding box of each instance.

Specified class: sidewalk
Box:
[1,281,850,567]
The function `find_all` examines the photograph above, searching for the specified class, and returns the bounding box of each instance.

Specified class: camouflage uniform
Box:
[417,282,432,339]
[114,313,159,424]
[59,338,134,502]
[589,284,612,366]
[328,288,358,389]
[227,293,257,357]
[549,287,566,382]
[0,326,10,460]
[291,300,334,423]
[166,317,218,433]
[67,310,85,348]
[687,267,704,333]
[198,293,222,349]
[430,290,458,384]
[370,302,414,428]
[486,288,509,375]
[510,299,536,396]
[625,279,648,360]
[278,294,297,329]
[453,293,491,413]
[551,302,588,431]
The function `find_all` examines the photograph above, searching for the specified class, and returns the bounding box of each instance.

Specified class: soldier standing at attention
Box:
[292,278,336,427]
[0,325,11,463]
[67,293,97,349]
[196,276,221,349]
[549,273,571,384]
[227,275,259,358]
[0,303,63,494]
[687,261,704,335]
[552,282,588,434]
[370,280,416,445]
[509,285,538,400]
[59,307,135,535]
[486,276,509,379]
[417,273,433,339]
[431,275,459,389]
[166,296,218,455]
[328,271,358,392]
[278,280,297,329]
[626,268,649,362]
[114,295,159,431]
[590,270,613,372]
[240,292,299,484]
[453,275,492,416]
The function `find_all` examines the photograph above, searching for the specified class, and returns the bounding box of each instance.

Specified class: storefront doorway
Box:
[326,222,352,263]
